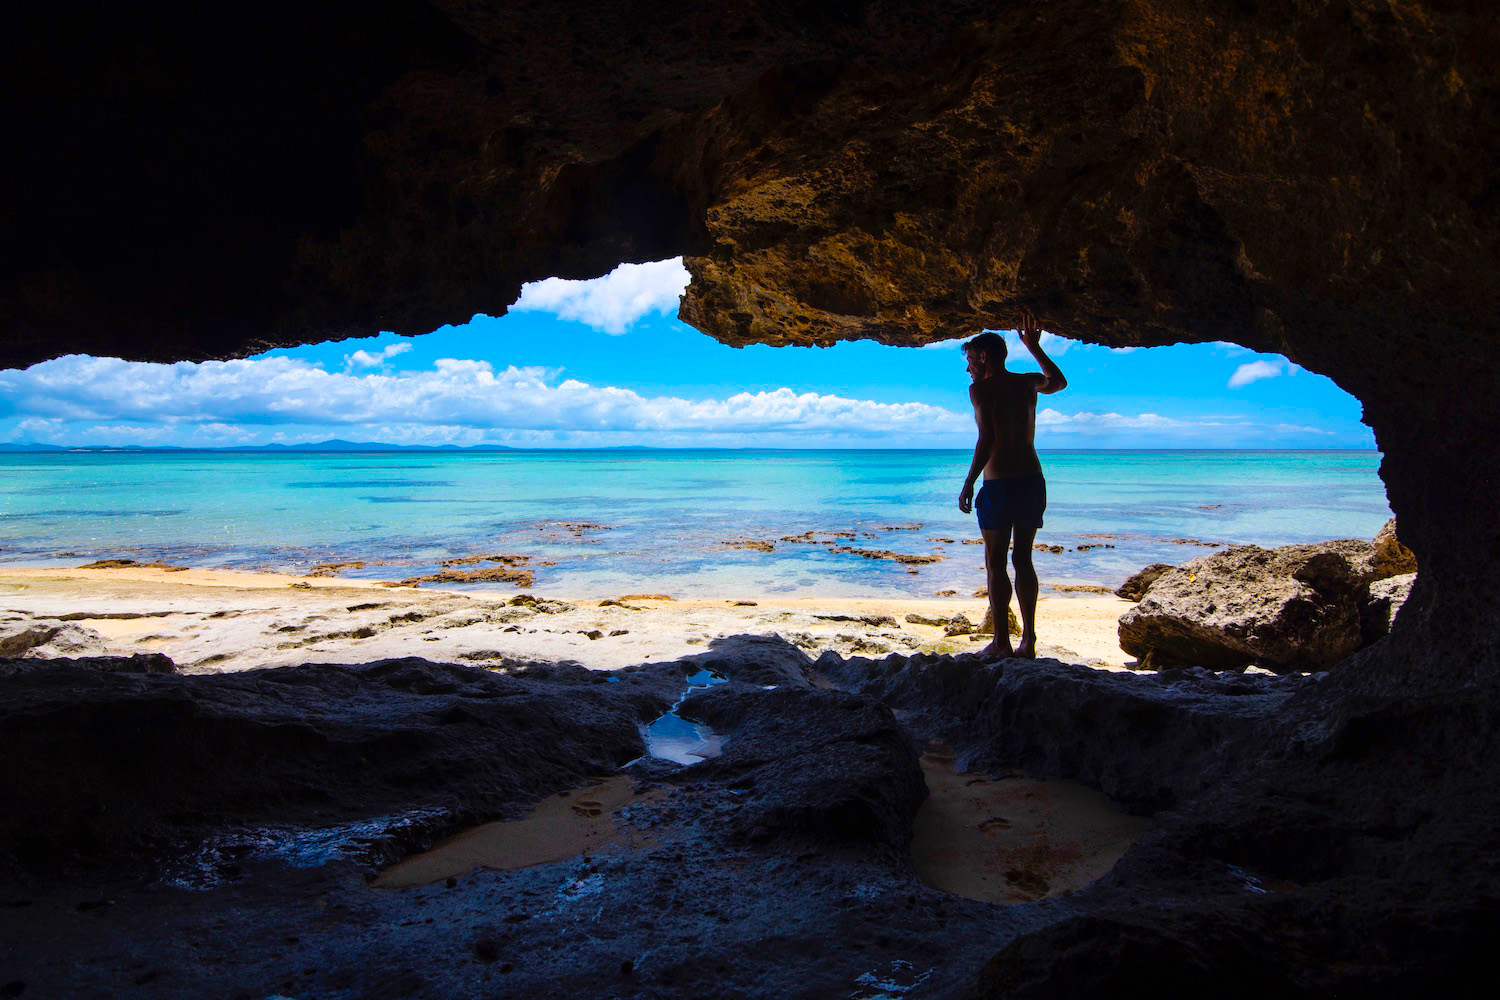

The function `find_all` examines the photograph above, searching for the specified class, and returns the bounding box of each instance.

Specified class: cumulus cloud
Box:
[344,341,412,370]
[510,258,690,333]
[1037,409,1196,432]
[1228,359,1290,388]
[0,354,967,439]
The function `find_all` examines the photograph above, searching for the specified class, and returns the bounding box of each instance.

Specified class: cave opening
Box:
[4,0,1497,992]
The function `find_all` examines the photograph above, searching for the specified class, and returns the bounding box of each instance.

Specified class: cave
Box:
[2,1,1497,996]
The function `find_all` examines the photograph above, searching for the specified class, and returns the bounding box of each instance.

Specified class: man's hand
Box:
[959,481,974,514]
[1016,307,1042,351]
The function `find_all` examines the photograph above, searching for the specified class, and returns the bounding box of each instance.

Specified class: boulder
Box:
[1115,564,1174,602]
[1372,518,1418,580]
[1117,540,1379,672]
[979,606,1023,638]
[1361,573,1416,644]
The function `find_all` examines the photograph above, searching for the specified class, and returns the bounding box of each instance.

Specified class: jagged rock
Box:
[0,652,176,677]
[1115,563,1174,602]
[813,651,1309,812]
[1117,541,1379,672]
[1361,573,1416,644]
[0,656,672,867]
[0,612,108,659]
[679,685,924,856]
[680,634,815,689]
[1372,518,1418,579]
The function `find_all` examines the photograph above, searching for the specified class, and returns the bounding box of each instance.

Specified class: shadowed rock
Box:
[0,656,672,868]
[1361,572,1415,644]
[1115,563,1174,602]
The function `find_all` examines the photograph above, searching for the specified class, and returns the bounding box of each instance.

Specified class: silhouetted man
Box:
[958,310,1068,658]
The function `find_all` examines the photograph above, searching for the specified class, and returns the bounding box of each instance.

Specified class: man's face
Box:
[965,347,988,382]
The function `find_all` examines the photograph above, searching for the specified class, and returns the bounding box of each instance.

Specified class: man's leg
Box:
[1011,524,1039,658]
[980,526,1013,658]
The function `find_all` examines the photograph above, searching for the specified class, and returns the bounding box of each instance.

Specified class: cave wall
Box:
[3,1,1496,681]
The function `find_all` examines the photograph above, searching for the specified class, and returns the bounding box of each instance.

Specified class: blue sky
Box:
[0,258,1373,449]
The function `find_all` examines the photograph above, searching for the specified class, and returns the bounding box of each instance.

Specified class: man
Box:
[958,309,1068,659]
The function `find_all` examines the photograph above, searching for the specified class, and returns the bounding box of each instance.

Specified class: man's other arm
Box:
[958,384,994,513]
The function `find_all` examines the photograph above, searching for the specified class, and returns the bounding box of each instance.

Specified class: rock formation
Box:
[1361,571,1415,644]
[4,1,1499,992]
[1372,517,1418,578]
[1115,562,1174,601]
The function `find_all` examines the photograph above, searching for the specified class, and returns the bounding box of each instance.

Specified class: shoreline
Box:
[0,565,1137,672]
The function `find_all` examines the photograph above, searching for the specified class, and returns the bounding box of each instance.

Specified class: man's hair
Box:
[963,331,1007,364]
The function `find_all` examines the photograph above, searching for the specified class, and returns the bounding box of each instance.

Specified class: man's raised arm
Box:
[1018,310,1067,394]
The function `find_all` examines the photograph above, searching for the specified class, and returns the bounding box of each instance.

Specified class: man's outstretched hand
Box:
[1017,307,1042,351]
[959,481,974,514]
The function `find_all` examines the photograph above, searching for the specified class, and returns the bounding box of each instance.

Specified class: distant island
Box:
[0,440,518,453]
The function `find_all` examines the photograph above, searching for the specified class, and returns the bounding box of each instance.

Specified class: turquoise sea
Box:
[0,450,1390,598]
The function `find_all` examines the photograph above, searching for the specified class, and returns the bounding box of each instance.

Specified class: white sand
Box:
[0,566,1135,672]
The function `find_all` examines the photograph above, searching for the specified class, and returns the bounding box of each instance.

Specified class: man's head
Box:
[963,331,1007,381]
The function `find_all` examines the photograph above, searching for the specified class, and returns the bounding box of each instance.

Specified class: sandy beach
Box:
[0,564,1136,672]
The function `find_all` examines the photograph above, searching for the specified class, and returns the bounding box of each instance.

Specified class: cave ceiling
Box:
[2,0,1493,378]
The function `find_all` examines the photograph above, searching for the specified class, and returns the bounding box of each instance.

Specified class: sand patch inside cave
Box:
[911,746,1150,903]
[372,776,658,889]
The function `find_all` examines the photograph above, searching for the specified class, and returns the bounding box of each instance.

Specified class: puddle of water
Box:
[910,747,1151,904]
[164,809,447,890]
[851,959,933,999]
[635,668,727,766]
[1226,863,1298,895]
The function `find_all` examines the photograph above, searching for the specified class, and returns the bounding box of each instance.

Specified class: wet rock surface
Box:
[1118,540,1384,672]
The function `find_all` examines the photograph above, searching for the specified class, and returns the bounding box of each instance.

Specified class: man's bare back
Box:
[957,311,1068,659]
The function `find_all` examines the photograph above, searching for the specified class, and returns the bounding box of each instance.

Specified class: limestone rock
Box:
[1117,541,1379,672]
[1372,519,1418,580]
[0,612,108,659]
[979,606,1023,638]
[1115,564,1174,602]
[1361,573,1416,644]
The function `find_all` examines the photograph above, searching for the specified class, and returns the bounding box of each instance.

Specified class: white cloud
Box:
[0,354,967,440]
[343,341,412,370]
[1037,408,1196,432]
[1228,360,1289,388]
[510,258,690,333]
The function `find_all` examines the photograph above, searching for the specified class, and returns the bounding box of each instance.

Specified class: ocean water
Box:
[0,450,1391,598]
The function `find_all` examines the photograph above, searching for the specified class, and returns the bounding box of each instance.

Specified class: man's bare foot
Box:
[1014,634,1037,659]
[977,638,1013,660]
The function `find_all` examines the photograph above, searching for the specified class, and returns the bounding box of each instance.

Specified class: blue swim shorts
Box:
[975,474,1046,532]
